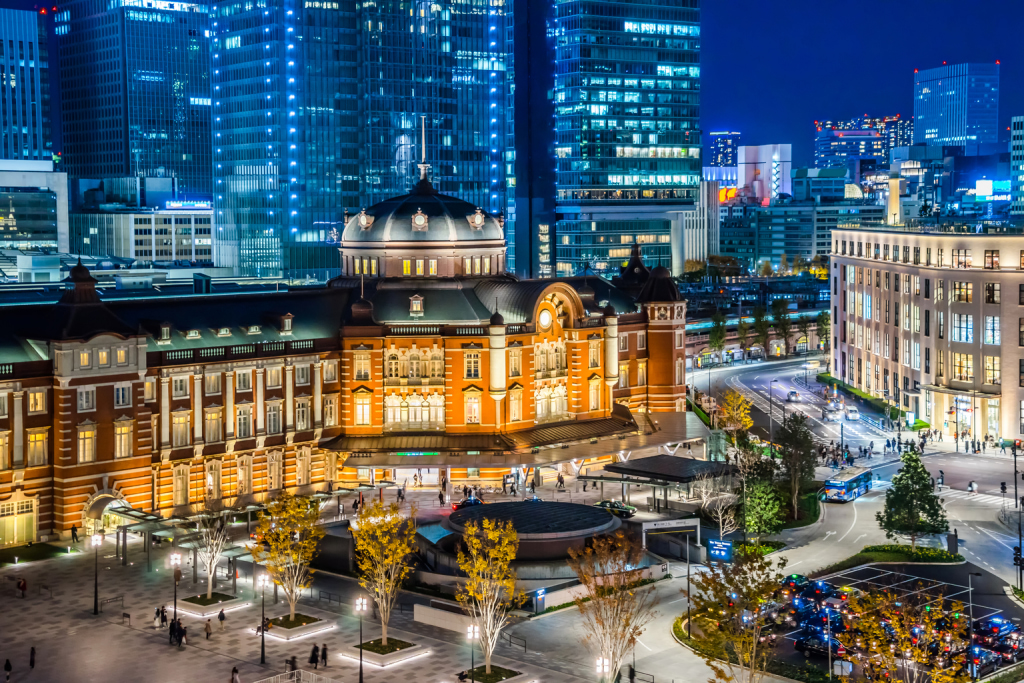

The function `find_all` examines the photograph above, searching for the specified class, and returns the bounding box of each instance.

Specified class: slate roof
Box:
[603,454,737,484]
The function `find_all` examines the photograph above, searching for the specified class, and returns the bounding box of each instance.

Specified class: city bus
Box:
[824,467,873,502]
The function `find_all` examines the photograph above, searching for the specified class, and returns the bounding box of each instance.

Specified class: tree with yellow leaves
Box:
[567,531,658,682]
[456,519,524,674]
[352,500,418,646]
[718,389,753,435]
[247,492,325,621]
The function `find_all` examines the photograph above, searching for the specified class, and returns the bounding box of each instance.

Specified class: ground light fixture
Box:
[258,574,271,665]
[467,624,480,683]
[355,597,368,683]
[91,534,102,615]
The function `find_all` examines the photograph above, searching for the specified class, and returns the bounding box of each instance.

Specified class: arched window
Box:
[385,394,402,426]
[536,387,551,420]
[387,354,400,378]
[409,355,421,379]
[409,394,426,426]
[552,384,568,417]
[555,344,566,372]
[428,393,445,426]
[430,353,444,378]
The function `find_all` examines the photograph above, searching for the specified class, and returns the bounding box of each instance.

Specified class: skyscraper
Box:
[913,62,1000,147]
[813,114,912,166]
[707,131,740,167]
[0,8,53,161]
[1012,116,1023,218]
[55,0,212,197]
[552,0,702,277]
[212,0,505,279]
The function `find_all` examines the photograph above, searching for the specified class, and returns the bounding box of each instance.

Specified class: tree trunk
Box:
[207,571,215,600]
[791,478,800,521]
[485,648,492,674]
[382,621,388,646]
[289,597,296,621]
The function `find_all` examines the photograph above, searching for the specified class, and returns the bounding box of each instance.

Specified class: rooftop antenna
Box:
[418,115,430,181]
[360,270,364,299]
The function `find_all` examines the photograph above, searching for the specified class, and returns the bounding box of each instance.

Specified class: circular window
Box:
[413,214,426,226]
[539,309,552,328]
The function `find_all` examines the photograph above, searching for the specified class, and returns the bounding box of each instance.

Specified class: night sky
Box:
[3,0,1019,166]
[702,0,1022,165]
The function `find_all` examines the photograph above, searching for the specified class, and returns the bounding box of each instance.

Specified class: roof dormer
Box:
[280,313,294,335]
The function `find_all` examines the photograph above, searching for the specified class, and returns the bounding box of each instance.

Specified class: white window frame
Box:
[266,366,283,389]
[266,402,283,435]
[295,365,310,386]
[323,360,338,383]
[236,369,252,392]
[171,376,190,398]
[114,382,132,408]
[465,394,481,424]
[205,373,222,396]
[77,425,97,463]
[355,396,371,426]
[77,387,97,413]
[113,420,133,459]
[27,389,46,414]
[171,412,191,447]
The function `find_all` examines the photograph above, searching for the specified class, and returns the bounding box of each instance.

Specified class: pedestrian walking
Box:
[4,658,10,682]
[320,643,328,668]
[231,666,242,683]
[205,619,213,640]
[71,524,79,543]
[154,608,162,629]
[169,618,176,644]
[180,626,188,647]
[17,578,26,598]
[288,656,298,672]
[161,606,168,627]
[582,480,588,492]
[309,644,320,670]
[29,647,34,670]
[438,490,445,507]
[219,608,226,631]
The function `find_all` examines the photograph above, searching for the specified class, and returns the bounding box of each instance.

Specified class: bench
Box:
[99,596,123,612]
[122,612,131,626]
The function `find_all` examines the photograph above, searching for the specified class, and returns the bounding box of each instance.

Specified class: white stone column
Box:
[255,368,265,434]
[313,362,322,427]
[604,315,619,387]
[160,377,171,447]
[285,366,294,430]
[12,391,23,467]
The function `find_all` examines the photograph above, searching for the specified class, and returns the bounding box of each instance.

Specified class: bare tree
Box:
[567,531,658,682]
[707,494,739,540]
[193,500,232,600]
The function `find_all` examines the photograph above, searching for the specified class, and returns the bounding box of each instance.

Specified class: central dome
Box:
[342,178,504,244]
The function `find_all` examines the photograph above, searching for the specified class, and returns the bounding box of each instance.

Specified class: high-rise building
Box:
[211,0,505,280]
[736,144,791,200]
[0,160,69,251]
[813,115,912,166]
[0,9,53,161]
[707,131,740,167]
[913,62,1000,146]
[55,0,212,198]
[1012,116,1023,218]
[552,0,702,277]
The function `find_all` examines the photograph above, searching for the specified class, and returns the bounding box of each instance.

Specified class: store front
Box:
[796,336,809,354]
[0,491,37,547]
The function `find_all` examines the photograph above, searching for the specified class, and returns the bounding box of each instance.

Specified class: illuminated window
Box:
[114,421,133,459]
[403,259,411,276]
[77,425,96,463]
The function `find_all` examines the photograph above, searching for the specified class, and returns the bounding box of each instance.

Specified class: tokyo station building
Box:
[0,170,698,546]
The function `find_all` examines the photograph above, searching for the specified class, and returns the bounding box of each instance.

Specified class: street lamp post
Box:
[258,574,270,665]
[968,572,982,681]
[92,534,102,615]
[356,597,367,683]
[169,552,181,621]
[468,624,480,683]
[769,379,780,453]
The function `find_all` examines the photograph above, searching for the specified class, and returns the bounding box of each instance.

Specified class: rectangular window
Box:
[985,250,1000,269]
[924,347,930,374]
[172,413,190,447]
[938,311,945,339]
[269,456,283,491]
[638,332,646,350]
[984,316,1001,345]
[465,352,480,379]
[619,335,628,351]
[236,370,252,391]
[952,282,973,303]
[114,383,132,408]
[403,259,411,275]
[985,356,1001,385]
[924,309,930,337]
[266,367,282,388]
[354,354,370,381]
[953,353,973,381]
[986,283,1001,304]
[204,410,223,442]
[510,391,522,421]
[79,350,91,368]
[236,405,252,438]
[416,259,424,276]
[952,249,972,269]
[266,403,282,434]
[172,376,189,398]
[509,349,522,377]
[324,361,338,383]
[937,351,944,378]
[429,259,437,276]
[295,365,310,386]
[589,341,600,368]
[78,426,96,463]
[324,395,338,427]
[116,348,128,365]
[952,314,974,343]
[618,362,629,388]
[114,421,132,459]
[465,395,481,424]
[205,374,221,395]
[26,431,46,466]
[97,350,109,366]
[144,378,156,402]
[355,396,371,426]
[77,388,96,412]
[913,305,920,333]
[173,468,188,506]
[638,362,647,386]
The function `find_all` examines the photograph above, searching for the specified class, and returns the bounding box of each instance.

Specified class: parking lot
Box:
[770,563,1024,678]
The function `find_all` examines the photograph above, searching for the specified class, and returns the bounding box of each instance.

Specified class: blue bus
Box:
[824,467,872,502]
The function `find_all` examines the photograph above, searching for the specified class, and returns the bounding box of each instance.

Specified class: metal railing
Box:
[499,631,526,653]
[254,671,342,683]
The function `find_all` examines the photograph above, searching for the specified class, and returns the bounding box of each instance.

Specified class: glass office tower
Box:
[0,9,52,161]
[707,131,739,167]
[56,0,212,197]
[552,0,702,276]
[212,0,505,279]
[913,62,999,147]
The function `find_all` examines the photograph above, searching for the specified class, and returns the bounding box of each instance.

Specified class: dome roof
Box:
[341,177,504,244]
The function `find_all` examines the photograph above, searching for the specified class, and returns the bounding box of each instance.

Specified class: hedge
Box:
[688,398,712,427]
[811,544,964,577]
[815,374,930,429]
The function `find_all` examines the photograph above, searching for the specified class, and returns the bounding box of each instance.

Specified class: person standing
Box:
[320,643,328,668]
[4,658,10,682]
[231,666,241,683]
[161,606,168,628]
[29,647,34,670]
[205,619,213,640]
[71,525,79,543]
[438,490,445,507]
[218,608,226,631]
[309,644,320,670]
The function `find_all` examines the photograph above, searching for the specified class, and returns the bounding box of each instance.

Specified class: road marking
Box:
[836,498,860,544]
[853,533,866,545]
[636,638,652,651]
[823,530,836,541]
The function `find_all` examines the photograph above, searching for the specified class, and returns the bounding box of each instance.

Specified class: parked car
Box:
[845,407,860,421]
[799,608,846,634]
[794,634,846,659]
[780,574,810,598]
[593,500,637,518]
[800,581,837,604]
[451,496,484,511]
[973,617,1020,644]
[989,635,1024,665]
[787,390,800,402]
[962,646,1002,677]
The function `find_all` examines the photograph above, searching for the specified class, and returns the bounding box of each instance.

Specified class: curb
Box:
[670,618,804,683]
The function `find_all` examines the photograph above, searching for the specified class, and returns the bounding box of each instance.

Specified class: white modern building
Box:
[736,144,793,200]
[1012,116,1023,218]
[0,160,69,252]
[69,203,214,264]
[831,224,1024,443]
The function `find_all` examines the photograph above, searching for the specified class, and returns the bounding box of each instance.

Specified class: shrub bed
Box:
[358,638,414,655]
[182,592,236,607]
[811,544,963,577]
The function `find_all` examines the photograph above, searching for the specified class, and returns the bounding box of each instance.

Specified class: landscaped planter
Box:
[339,639,431,668]
[177,592,249,618]
[252,612,336,641]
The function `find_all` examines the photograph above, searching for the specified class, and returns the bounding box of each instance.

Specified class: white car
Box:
[844,407,860,421]
[787,391,800,402]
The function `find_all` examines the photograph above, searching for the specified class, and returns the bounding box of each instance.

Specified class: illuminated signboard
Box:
[708,539,733,563]
[975,179,993,197]
[394,452,440,457]
[166,200,212,210]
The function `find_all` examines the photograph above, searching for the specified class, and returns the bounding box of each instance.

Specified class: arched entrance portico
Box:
[82,491,130,536]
